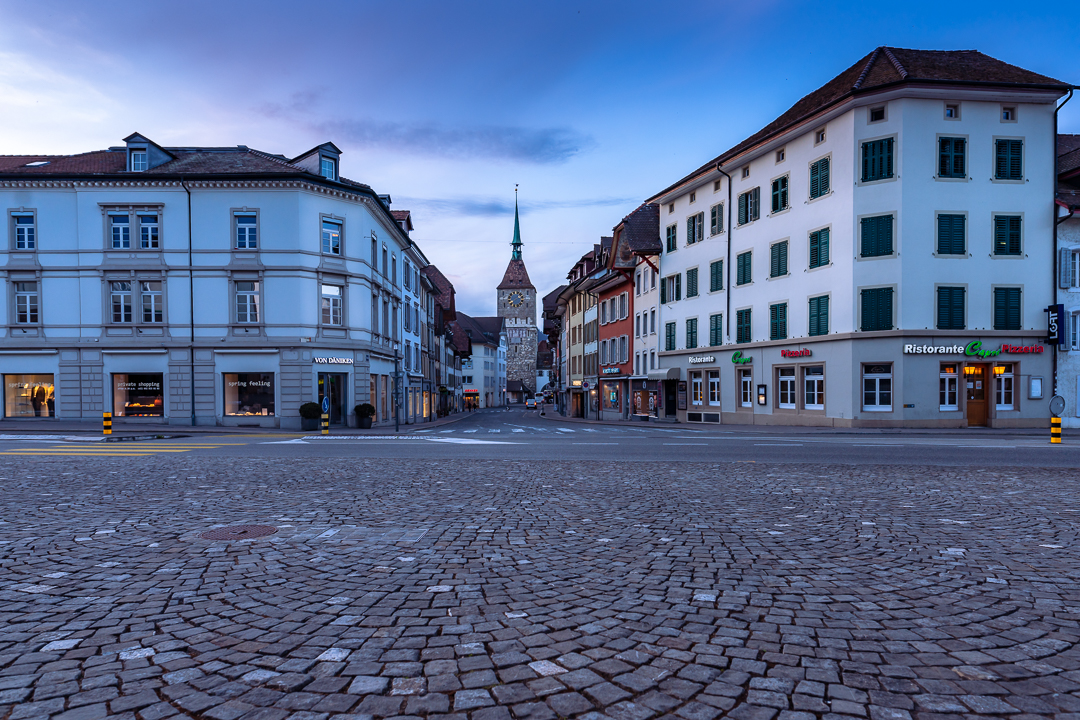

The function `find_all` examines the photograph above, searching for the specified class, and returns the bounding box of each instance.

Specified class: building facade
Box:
[1057,134,1080,426]
[496,197,538,403]
[456,313,506,408]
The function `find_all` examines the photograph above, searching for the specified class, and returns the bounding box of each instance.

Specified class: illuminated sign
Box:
[731,351,752,365]
[903,341,1044,357]
[780,349,812,358]
[688,356,716,364]
[313,357,354,364]
[602,367,621,374]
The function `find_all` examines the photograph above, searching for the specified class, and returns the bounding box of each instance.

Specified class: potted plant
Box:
[299,402,322,431]
[355,403,376,429]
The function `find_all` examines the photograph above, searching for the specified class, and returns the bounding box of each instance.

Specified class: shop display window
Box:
[5,374,54,417]
[994,363,1014,410]
[803,366,824,410]
[939,364,959,410]
[113,373,164,417]
[739,369,753,407]
[690,372,703,405]
[224,373,275,416]
[603,383,620,411]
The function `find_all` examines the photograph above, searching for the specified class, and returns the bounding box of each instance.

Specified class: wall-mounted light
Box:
[757,384,767,406]
[963,366,980,376]
[993,365,1006,375]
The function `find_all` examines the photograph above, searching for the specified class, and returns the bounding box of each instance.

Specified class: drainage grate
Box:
[199,525,277,541]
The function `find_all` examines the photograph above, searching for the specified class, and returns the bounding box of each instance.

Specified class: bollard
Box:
[1051,417,1061,444]
[321,413,330,435]
[103,412,112,436]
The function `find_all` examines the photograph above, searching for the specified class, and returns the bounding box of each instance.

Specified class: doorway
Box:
[318,372,347,425]
[664,380,677,417]
[965,365,988,427]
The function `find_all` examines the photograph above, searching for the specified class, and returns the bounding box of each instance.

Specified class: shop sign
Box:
[571,380,582,386]
[688,355,716,364]
[602,367,621,374]
[731,351,753,365]
[1047,304,1065,345]
[780,349,812,358]
[313,357,354,364]
[903,341,1044,358]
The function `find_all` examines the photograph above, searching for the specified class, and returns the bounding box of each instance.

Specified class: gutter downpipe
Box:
[716,164,733,341]
[1053,89,1073,399]
[183,180,195,426]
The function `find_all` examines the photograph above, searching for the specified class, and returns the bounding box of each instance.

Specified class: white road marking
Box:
[463,429,477,433]
[557,428,576,433]
[664,443,707,446]
[512,429,525,433]
[573,442,619,445]
[489,429,501,433]
[755,443,803,446]
[262,439,309,444]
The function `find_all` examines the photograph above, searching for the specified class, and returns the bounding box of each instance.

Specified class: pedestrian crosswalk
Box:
[413,424,694,437]
[0,442,247,457]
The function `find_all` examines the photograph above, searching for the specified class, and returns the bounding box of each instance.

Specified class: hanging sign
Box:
[1047,304,1065,345]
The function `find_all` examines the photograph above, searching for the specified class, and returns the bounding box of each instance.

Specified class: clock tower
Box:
[497,191,538,399]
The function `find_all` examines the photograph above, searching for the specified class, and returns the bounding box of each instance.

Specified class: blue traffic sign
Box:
[321,397,330,414]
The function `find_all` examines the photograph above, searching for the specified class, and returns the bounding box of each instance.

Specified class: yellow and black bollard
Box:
[321,413,330,435]
[103,412,112,436]
[1051,417,1061,444]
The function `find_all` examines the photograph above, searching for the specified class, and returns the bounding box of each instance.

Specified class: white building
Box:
[455,313,505,408]
[1057,134,1080,426]
[0,133,423,428]
[648,48,1070,428]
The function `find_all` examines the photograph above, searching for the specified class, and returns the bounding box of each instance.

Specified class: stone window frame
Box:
[232,207,260,250]
[103,271,168,326]
[8,208,37,251]
[100,204,164,251]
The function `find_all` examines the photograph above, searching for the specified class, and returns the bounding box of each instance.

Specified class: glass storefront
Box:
[602,382,620,411]
[224,373,274,416]
[5,374,55,418]
[113,373,164,417]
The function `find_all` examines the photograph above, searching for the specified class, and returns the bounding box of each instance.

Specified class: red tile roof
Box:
[422,264,456,318]
[497,258,534,290]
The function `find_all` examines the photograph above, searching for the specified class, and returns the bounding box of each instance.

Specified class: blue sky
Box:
[3,0,1078,318]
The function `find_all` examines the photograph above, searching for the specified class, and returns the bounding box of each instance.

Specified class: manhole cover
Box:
[199,525,277,541]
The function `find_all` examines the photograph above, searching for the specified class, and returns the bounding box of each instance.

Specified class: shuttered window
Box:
[686,268,699,298]
[861,138,894,181]
[665,322,676,350]
[709,260,723,292]
[665,225,677,252]
[770,241,788,277]
[938,137,965,178]
[936,214,966,255]
[709,314,723,346]
[809,157,830,198]
[993,215,1022,256]
[993,287,1022,330]
[686,318,698,349]
[710,204,723,235]
[770,303,787,341]
[686,213,704,245]
[674,273,681,301]
[660,277,667,304]
[736,251,752,285]
[936,286,965,330]
[738,188,760,225]
[736,309,751,344]
[809,228,830,269]
[860,215,893,257]
[771,176,789,212]
[808,295,829,336]
[860,288,893,332]
[995,139,1023,180]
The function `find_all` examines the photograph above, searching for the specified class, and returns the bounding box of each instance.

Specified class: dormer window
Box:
[320,156,337,180]
[130,150,147,172]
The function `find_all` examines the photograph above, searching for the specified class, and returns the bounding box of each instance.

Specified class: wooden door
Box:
[966,365,987,427]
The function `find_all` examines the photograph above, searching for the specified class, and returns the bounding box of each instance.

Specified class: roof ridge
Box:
[881,47,908,79]
[245,147,306,171]
[853,48,881,90]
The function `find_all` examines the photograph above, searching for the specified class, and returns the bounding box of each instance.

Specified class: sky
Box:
[3,0,1079,321]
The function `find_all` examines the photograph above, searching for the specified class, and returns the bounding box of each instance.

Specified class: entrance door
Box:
[318,373,347,425]
[664,380,677,417]
[965,365,987,427]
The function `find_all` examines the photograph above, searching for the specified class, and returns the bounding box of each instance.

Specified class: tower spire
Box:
[511,185,522,261]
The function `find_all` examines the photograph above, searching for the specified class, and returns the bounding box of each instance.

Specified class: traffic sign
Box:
[321,397,330,414]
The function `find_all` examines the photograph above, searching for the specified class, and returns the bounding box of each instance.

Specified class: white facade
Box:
[1058,211,1080,426]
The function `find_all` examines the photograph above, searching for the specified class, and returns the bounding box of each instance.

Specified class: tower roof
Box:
[511,189,522,261]
[499,188,534,289]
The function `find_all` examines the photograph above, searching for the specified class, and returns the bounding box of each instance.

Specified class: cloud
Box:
[396,195,636,217]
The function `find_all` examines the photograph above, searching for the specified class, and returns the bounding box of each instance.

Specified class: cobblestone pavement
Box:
[1,458,1079,720]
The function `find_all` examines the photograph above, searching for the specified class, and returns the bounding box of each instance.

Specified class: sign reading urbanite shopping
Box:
[903,341,1044,357]
[730,351,753,365]
[688,356,716,364]
[312,357,354,364]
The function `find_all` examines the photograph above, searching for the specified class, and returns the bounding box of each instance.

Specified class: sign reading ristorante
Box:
[903,341,1044,357]
[688,356,716,364]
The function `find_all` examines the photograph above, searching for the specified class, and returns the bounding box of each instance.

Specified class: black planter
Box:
[358,416,373,429]
[301,417,319,431]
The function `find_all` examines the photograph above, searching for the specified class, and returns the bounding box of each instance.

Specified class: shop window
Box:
[939,364,958,410]
[236,281,261,324]
[110,281,133,323]
[603,383,620,411]
[4,374,54,417]
[995,363,1014,410]
[739,369,753,408]
[803,366,824,410]
[113,373,164,417]
[691,371,703,406]
[862,365,892,412]
[14,281,39,324]
[224,373,274,416]
[778,368,796,409]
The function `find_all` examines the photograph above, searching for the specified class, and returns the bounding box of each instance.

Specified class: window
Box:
[600,302,607,325]
[4,374,54,418]
[12,214,35,250]
[371,295,379,336]
[739,369,753,407]
[737,188,760,225]
[635,313,640,337]
[770,241,788,278]
[235,214,257,249]
[808,295,829,336]
[860,288,892,332]
[1071,311,1080,351]
[995,139,1023,180]
[665,322,676,351]
[769,303,787,341]
[600,340,607,364]
[130,151,147,172]
[224,373,275,417]
[938,137,966,178]
[620,292,628,319]
[668,203,674,214]
[650,309,656,334]
[741,167,750,179]
[771,176,788,212]
[404,262,411,290]
[710,204,723,235]
[862,365,892,411]
[14,282,38,324]
[322,220,342,255]
[110,281,132,323]
[937,214,966,255]
[709,260,723,292]
[110,215,130,249]
[736,308,751,344]
[776,148,786,163]
[112,373,163,417]
[936,286,965,330]
[686,268,699,298]
[708,370,720,405]
[1065,249,1080,288]
[141,281,162,323]
[661,274,681,303]
[860,215,893,257]
[861,138,894,182]
[686,318,698,349]
[709,313,722,347]
[236,281,260,323]
[778,368,796,409]
[139,214,159,249]
[392,255,397,285]
[620,335,628,363]
[804,366,824,410]
[815,128,826,144]
[995,363,1014,410]
[666,225,677,253]
[945,103,960,119]
[869,106,885,123]
[993,215,1022,256]
[690,371,703,405]
[320,156,337,180]
[809,158,830,198]
[736,251,752,285]
[689,192,696,204]
[809,228,829,269]
[322,284,342,326]
[939,364,958,410]
[686,213,704,245]
[993,287,1022,330]
[1001,106,1016,122]
[650,351,656,369]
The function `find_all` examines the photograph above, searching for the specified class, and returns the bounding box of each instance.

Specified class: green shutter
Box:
[861,289,874,331]
[820,158,830,194]
[811,158,830,197]
[770,303,787,341]
[937,214,965,254]
[686,318,697,349]
[994,215,1021,255]
[939,137,965,178]
[809,295,829,336]
[862,139,893,182]
[937,287,965,330]
[687,268,698,297]
[994,288,1021,330]
[738,193,748,225]
[883,138,894,178]
[737,309,751,344]
[660,279,667,304]
[996,139,1023,179]
[810,161,819,198]
[860,218,874,257]
[861,288,892,331]
[737,252,751,285]
[666,225,676,252]
[771,177,788,212]
[861,216,892,257]
[674,273,681,301]
[749,188,759,221]
[710,205,720,234]
[709,314,722,346]
[665,322,675,350]
[810,229,830,268]
[862,141,874,182]
[710,260,723,292]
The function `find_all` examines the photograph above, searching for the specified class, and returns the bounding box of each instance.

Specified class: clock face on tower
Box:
[507,291,524,307]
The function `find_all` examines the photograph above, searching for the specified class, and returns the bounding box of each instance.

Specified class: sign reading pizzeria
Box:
[780,349,812,358]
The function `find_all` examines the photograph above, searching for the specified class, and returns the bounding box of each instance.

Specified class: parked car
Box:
[525,398,537,409]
